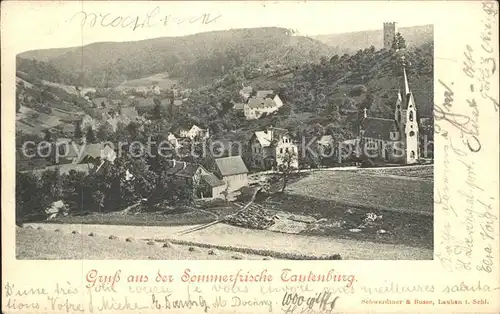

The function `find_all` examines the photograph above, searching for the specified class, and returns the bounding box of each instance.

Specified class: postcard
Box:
[2,1,499,313]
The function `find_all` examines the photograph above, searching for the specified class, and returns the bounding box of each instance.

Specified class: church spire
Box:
[403,66,410,96]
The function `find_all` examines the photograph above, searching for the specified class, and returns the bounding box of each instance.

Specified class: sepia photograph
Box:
[15,6,434,261]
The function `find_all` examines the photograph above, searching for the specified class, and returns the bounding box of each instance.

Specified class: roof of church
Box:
[361,117,396,141]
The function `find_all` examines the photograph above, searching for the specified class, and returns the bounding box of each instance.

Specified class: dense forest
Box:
[18,27,336,88]
[16,29,433,147]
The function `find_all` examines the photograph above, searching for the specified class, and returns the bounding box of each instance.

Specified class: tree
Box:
[62,170,87,213]
[152,98,163,120]
[16,171,48,222]
[43,129,52,142]
[74,122,83,140]
[40,168,63,203]
[277,104,292,116]
[391,32,407,50]
[275,148,299,193]
[96,123,114,142]
[220,183,230,203]
[86,126,97,143]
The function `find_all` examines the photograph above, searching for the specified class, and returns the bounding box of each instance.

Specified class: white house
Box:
[179,125,210,140]
[167,132,181,148]
[239,86,253,102]
[213,156,249,192]
[80,114,96,131]
[152,85,161,95]
[250,127,298,170]
[243,91,283,120]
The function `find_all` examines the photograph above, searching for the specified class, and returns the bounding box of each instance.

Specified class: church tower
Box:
[402,67,420,164]
[383,22,397,49]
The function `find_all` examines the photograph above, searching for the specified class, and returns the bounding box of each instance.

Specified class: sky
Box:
[0,1,471,54]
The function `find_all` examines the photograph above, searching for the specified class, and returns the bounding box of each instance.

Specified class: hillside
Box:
[19,46,80,62]
[16,71,88,136]
[18,27,336,89]
[313,25,433,53]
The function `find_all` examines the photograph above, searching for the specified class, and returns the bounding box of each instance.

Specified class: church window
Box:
[280,148,283,154]
[410,151,415,159]
[409,131,415,136]
[409,111,414,122]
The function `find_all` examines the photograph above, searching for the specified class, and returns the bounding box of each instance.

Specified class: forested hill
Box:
[210,41,434,119]
[313,24,433,53]
[18,27,337,88]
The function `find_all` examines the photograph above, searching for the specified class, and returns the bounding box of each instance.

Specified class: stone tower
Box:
[383,22,397,49]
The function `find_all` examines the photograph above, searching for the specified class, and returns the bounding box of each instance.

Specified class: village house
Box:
[232,102,245,111]
[250,127,299,170]
[104,106,140,132]
[358,66,420,165]
[62,124,76,137]
[165,160,226,199]
[243,90,284,120]
[81,143,117,164]
[172,86,180,98]
[79,114,96,131]
[21,163,96,177]
[317,135,334,157]
[177,125,210,140]
[152,85,161,95]
[213,156,249,192]
[57,142,117,165]
[166,132,181,149]
[239,85,253,102]
[92,97,110,109]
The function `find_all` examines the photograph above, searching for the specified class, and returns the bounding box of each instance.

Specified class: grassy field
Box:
[117,73,178,89]
[263,193,433,250]
[343,165,433,182]
[16,227,265,260]
[256,168,434,249]
[286,170,433,214]
[49,207,217,227]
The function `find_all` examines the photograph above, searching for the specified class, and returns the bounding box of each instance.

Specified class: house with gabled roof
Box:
[164,160,226,198]
[173,124,209,140]
[213,156,249,192]
[59,142,116,165]
[249,127,299,170]
[243,90,284,120]
[62,124,76,137]
[239,86,253,102]
[20,163,96,177]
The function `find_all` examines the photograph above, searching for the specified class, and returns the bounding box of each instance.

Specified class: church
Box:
[358,66,420,165]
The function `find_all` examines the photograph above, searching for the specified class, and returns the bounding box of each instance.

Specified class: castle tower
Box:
[383,22,397,49]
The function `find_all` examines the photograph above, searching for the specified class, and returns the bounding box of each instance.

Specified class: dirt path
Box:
[23,222,432,260]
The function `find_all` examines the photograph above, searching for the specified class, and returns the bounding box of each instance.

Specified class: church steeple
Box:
[402,66,410,98]
[394,90,403,126]
[402,64,420,164]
